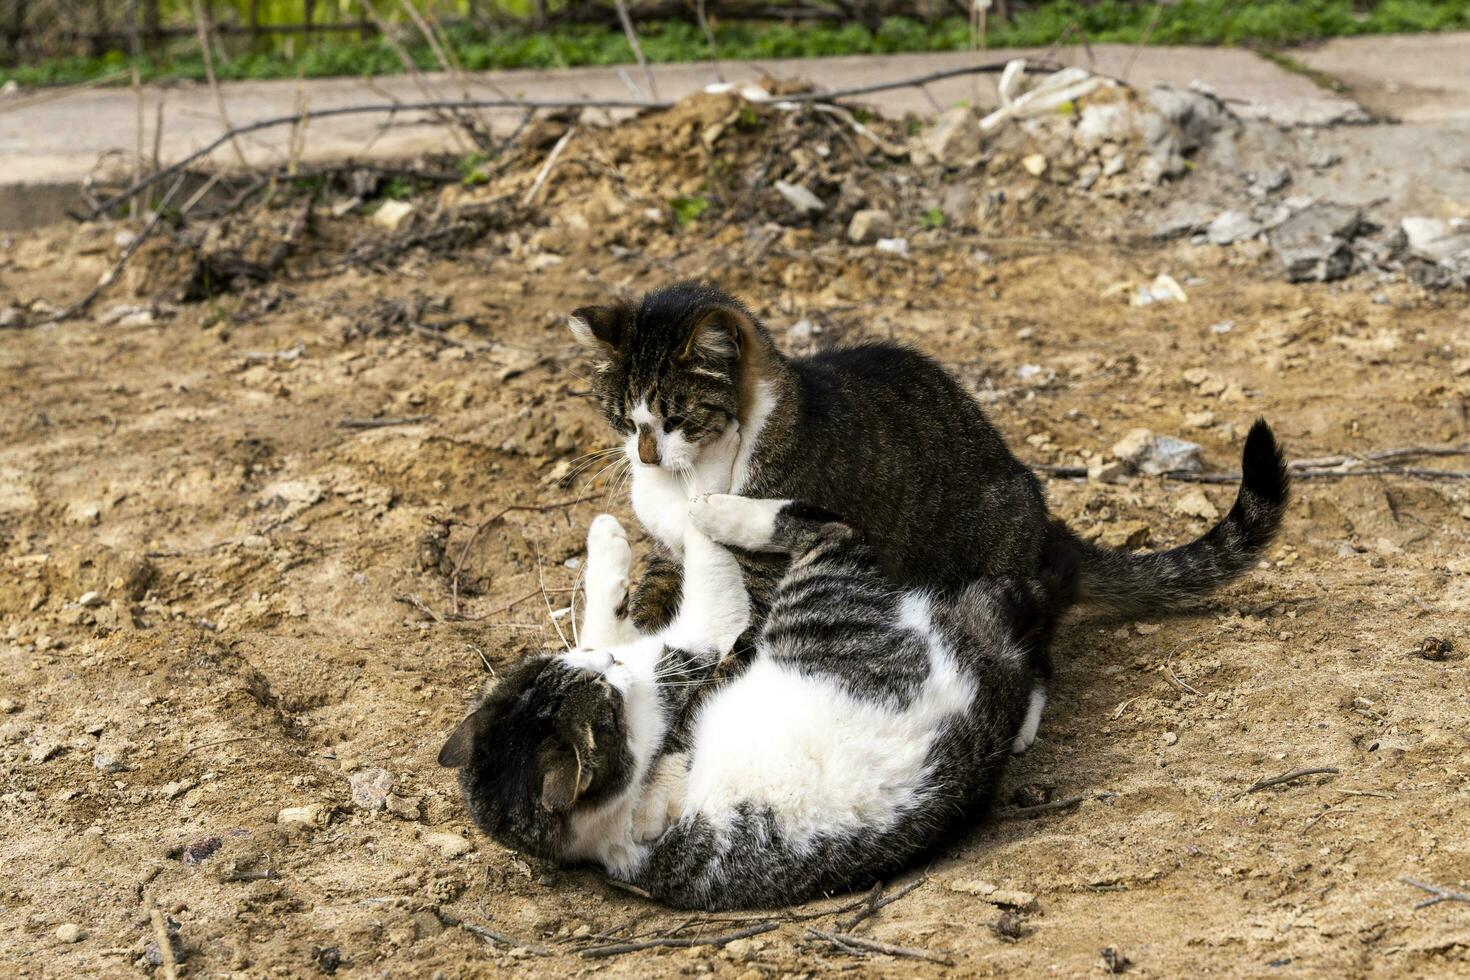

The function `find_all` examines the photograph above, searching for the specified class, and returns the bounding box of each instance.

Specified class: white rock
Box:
[924,107,981,167]
[875,237,910,257]
[1401,217,1470,262]
[773,180,824,215]
[1173,489,1220,521]
[1021,154,1048,177]
[1131,274,1188,306]
[277,803,332,829]
[55,923,82,943]
[372,199,415,231]
[77,591,103,608]
[846,209,893,245]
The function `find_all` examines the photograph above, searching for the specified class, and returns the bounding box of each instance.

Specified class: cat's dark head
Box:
[569,282,771,471]
[438,650,634,860]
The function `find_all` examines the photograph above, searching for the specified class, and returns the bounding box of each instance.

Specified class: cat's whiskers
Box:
[559,446,624,486]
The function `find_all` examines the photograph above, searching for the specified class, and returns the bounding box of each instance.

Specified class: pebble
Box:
[55,923,82,943]
[77,591,104,608]
[372,199,415,231]
[1173,489,1221,521]
[846,208,893,245]
[1021,154,1048,177]
[1162,731,1179,746]
[0,698,18,714]
[773,180,824,215]
[923,106,981,167]
[947,879,1038,909]
[348,767,395,813]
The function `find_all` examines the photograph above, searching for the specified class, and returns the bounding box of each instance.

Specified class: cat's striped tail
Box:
[1052,419,1290,618]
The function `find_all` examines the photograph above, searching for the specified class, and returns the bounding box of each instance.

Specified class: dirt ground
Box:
[3,91,1469,978]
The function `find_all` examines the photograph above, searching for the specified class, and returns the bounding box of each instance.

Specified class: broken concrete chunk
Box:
[924,107,981,167]
[1206,210,1262,246]
[1269,203,1368,283]
[846,209,893,245]
[1400,217,1470,263]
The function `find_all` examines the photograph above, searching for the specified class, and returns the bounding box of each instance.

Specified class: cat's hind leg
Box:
[580,515,641,648]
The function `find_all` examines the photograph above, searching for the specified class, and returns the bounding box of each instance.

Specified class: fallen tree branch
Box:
[1236,766,1340,798]
[582,921,777,958]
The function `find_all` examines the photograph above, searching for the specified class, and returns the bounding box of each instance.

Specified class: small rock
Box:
[422,830,472,859]
[1087,458,1130,485]
[924,107,981,167]
[1418,636,1452,661]
[348,767,395,813]
[77,591,103,608]
[372,199,415,231]
[1173,489,1220,521]
[29,741,61,764]
[180,835,224,865]
[385,793,422,820]
[1021,154,1048,177]
[1161,731,1178,746]
[1130,273,1187,306]
[55,923,82,943]
[846,208,893,245]
[875,237,910,258]
[312,945,342,973]
[773,180,824,215]
[1112,429,1203,475]
[1101,945,1131,973]
[1184,411,1216,429]
[1209,319,1235,335]
[1206,210,1261,246]
[1254,167,1292,193]
[1096,521,1151,550]
[0,698,18,714]
[993,910,1024,941]
[277,803,332,829]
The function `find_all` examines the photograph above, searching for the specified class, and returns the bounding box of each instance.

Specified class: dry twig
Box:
[1237,766,1340,798]
[1402,878,1470,910]
[450,497,587,615]
[806,928,954,966]
[146,894,180,980]
[582,921,777,959]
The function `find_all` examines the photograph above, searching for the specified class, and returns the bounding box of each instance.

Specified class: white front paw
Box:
[688,494,782,551]
[585,514,633,609]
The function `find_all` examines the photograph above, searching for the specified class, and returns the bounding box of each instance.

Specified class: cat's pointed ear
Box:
[568,302,633,358]
[538,744,592,812]
[679,306,745,363]
[437,710,482,769]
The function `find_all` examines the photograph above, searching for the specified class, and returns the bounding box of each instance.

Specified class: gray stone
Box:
[1112,428,1204,475]
[1206,210,1262,245]
[1269,203,1367,282]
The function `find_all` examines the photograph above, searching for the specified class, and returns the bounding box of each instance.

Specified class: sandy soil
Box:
[2,96,1469,978]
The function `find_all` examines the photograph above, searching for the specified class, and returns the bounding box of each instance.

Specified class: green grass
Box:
[5,1,1470,88]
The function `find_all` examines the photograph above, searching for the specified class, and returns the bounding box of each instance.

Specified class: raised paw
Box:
[585,514,633,615]
[688,494,786,551]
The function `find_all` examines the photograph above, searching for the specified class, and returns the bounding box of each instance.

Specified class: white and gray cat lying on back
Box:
[440,443,1056,910]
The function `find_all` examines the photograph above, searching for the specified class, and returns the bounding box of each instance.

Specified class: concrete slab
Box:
[1295,32,1470,123]
[0,45,1362,229]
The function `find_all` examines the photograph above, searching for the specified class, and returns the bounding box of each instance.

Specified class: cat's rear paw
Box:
[689,494,786,551]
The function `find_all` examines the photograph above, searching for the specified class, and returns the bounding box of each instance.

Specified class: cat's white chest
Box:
[631,466,691,557]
